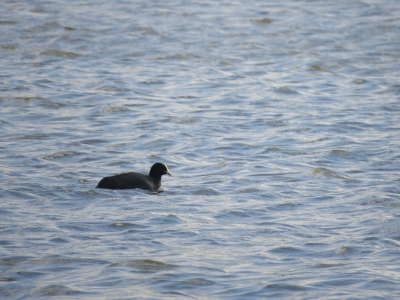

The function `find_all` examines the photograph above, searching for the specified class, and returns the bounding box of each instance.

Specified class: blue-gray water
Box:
[1,0,400,299]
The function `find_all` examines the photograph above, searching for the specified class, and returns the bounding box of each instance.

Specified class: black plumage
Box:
[96,163,171,191]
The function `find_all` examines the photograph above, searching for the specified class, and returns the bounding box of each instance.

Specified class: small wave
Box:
[39,49,81,58]
[192,188,219,196]
[309,167,359,182]
[30,257,107,265]
[31,285,84,296]
[43,151,81,160]
[309,65,331,72]
[49,237,69,243]
[251,18,273,25]
[163,116,200,123]
[264,283,308,291]
[336,246,355,255]
[150,214,183,224]
[183,277,215,286]
[261,146,282,153]
[275,86,299,94]
[109,222,143,229]
[0,20,18,25]
[237,187,260,193]
[2,45,16,50]
[102,106,130,113]
[328,149,366,161]
[110,259,177,272]
[216,210,252,218]
[314,262,347,268]
[15,134,46,141]
[269,246,302,254]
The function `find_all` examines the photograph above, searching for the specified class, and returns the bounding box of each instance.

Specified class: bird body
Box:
[96,163,171,191]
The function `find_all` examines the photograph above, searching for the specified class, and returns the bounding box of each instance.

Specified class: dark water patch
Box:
[163,53,202,61]
[196,238,228,246]
[29,257,108,267]
[336,246,356,255]
[43,151,85,160]
[64,26,77,31]
[78,138,108,145]
[269,246,303,255]
[192,188,219,196]
[59,223,95,233]
[216,210,253,219]
[49,237,69,243]
[259,192,279,200]
[31,285,84,296]
[0,277,17,282]
[353,78,367,84]
[110,259,177,273]
[72,234,101,241]
[236,187,261,193]
[305,242,329,247]
[308,65,332,72]
[178,95,198,99]
[327,149,366,161]
[97,86,128,97]
[30,7,49,14]
[163,116,200,123]
[138,78,166,85]
[261,146,282,153]
[251,18,273,25]
[0,240,12,246]
[109,222,146,231]
[0,288,20,297]
[144,138,176,150]
[159,290,195,297]
[275,86,299,94]
[182,277,215,286]
[101,106,131,113]
[364,278,399,290]
[1,189,40,200]
[163,229,198,237]
[264,283,308,291]
[213,286,255,297]
[14,133,48,141]
[1,96,51,104]
[309,195,335,201]
[0,256,33,266]
[16,271,45,277]
[363,236,379,241]
[266,200,301,214]
[0,209,13,215]
[274,201,301,209]
[315,278,360,287]
[309,167,359,182]
[149,214,184,224]
[359,195,395,207]
[314,262,347,268]
[382,103,400,112]
[0,20,18,25]
[38,49,81,58]
[1,45,16,50]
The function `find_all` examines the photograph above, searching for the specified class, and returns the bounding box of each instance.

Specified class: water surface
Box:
[1,0,400,298]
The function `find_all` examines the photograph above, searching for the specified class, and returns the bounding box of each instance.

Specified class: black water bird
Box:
[96,163,172,191]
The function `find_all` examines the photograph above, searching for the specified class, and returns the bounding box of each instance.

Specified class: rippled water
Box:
[1,0,400,298]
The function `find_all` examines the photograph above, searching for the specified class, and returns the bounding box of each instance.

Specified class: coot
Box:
[96,162,172,191]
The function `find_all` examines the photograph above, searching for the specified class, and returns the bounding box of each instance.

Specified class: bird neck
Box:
[149,171,161,180]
